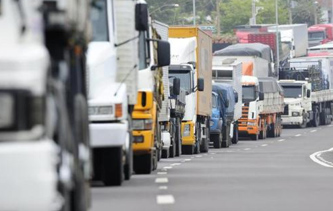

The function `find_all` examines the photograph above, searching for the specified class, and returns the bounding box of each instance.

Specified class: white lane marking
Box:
[295,134,302,137]
[156,195,175,205]
[210,153,216,155]
[203,154,208,156]
[159,186,168,190]
[195,155,202,158]
[261,144,268,147]
[244,148,251,150]
[310,148,333,168]
[171,163,181,166]
[157,172,167,175]
[184,159,191,162]
[163,166,172,169]
[310,129,317,133]
[278,139,285,142]
[155,178,169,183]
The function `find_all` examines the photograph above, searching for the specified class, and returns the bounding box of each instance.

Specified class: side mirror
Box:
[198,78,204,91]
[234,92,239,103]
[307,89,311,98]
[225,99,229,108]
[135,3,148,31]
[173,78,180,95]
[259,92,264,101]
[156,40,170,67]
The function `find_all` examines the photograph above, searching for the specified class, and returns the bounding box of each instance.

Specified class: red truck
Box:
[308,24,333,47]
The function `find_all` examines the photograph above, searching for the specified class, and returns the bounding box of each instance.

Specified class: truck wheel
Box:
[169,141,176,158]
[213,133,222,148]
[259,120,266,139]
[232,123,239,144]
[162,149,169,159]
[300,113,307,128]
[320,110,327,125]
[222,125,230,148]
[134,154,152,174]
[250,134,259,141]
[175,119,182,156]
[182,145,194,155]
[124,137,133,180]
[102,147,123,186]
[311,109,320,127]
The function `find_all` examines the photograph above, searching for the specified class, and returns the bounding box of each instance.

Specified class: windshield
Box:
[91,0,109,41]
[242,85,256,103]
[308,31,325,40]
[281,86,302,98]
[169,71,192,93]
[212,94,218,108]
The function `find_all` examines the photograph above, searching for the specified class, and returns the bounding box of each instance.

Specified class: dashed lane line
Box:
[155,178,169,184]
[244,148,251,151]
[310,147,333,168]
[157,172,167,175]
[310,130,317,133]
[163,166,172,170]
[156,195,175,205]
[261,144,268,147]
[295,134,302,137]
[159,186,168,190]
[171,163,181,166]
[184,159,192,162]
[278,139,285,142]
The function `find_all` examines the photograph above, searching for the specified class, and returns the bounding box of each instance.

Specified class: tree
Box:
[291,0,324,26]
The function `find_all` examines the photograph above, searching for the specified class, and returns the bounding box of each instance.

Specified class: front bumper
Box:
[0,139,59,210]
[239,125,258,135]
[90,121,128,148]
[132,130,154,154]
[281,115,303,125]
[181,121,195,146]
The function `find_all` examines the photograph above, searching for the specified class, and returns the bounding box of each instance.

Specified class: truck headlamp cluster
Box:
[0,93,14,128]
[292,111,300,116]
[89,106,113,115]
[183,124,190,137]
[133,135,144,143]
[132,119,153,130]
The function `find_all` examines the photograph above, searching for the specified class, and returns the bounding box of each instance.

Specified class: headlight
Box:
[0,93,14,128]
[292,111,300,116]
[183,124,190,137]
[133,135,144,143]
[247,122,256,126]
[132,119,153,130]
[89,106,113,115]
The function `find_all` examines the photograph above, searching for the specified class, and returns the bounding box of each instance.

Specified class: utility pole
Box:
[314,1,318,25]
[288,0,292,24]
[251,0,256,25]
[217,0,220,36]
[193,0,196,25]
[276,0,279,78]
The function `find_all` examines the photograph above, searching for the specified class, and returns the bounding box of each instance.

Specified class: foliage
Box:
[291,0,324,26]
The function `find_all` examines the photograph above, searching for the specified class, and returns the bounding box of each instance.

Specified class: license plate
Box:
[0,94,14,128]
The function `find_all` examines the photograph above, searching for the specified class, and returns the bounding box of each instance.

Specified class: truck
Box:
[169,27,212,154]
[279,57,333,128]
[153,21,185,159]
[308,24,333,47]
[212,58,242,145]
[131,17,171,174]
[0,0,91,210]
[268,24,308,58]
[87,0,148,185]
[307,42,333,57]
[210,84,238,148]
[240,74,284,140]
[214,43,275,77]
[234,24,274,43]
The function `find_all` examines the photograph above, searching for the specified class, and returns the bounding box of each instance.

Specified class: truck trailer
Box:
[169,27,212,154]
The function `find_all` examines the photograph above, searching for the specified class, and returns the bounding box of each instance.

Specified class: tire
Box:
[222,125,230,148]
[299,113,307,128]
[232,123,239,144]
[212,133,222,148]
[134,153,152,174]
[169,142,175,158]
[102,147,123,186]
[194,124,201,154]
[182,145,194,155]
[259,120,266,140]
[311,109,320,127]
[175,119,182,156]
[250,133,259,141]
[162,149,169,159]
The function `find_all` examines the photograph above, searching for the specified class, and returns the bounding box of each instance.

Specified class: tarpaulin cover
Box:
[214,43,272,63]
[258,77,283,94]
[212,84,236,123]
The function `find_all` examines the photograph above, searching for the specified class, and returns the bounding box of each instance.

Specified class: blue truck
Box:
[210,84,238,148]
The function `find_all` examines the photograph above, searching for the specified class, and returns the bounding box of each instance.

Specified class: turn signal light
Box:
[115,103,123,118]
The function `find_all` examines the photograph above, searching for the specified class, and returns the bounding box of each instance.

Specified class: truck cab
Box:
[279,80,312,127]
[308,24,333,47]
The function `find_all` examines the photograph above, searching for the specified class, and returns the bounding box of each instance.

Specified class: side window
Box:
[91,0,109,42]
[139,31,150,69]
[0,0,2,16]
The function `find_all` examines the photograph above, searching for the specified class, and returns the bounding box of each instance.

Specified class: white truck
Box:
[87,0,148,185]
[212,57,243,143]
[268,24,308,58]
[0,0,91,210]
[279,57,333,127]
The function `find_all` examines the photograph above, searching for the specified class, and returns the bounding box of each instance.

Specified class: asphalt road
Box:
[91,124,333,211]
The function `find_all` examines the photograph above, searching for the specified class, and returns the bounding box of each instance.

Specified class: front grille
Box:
[239,106,249,126]
[283,105,289,115]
